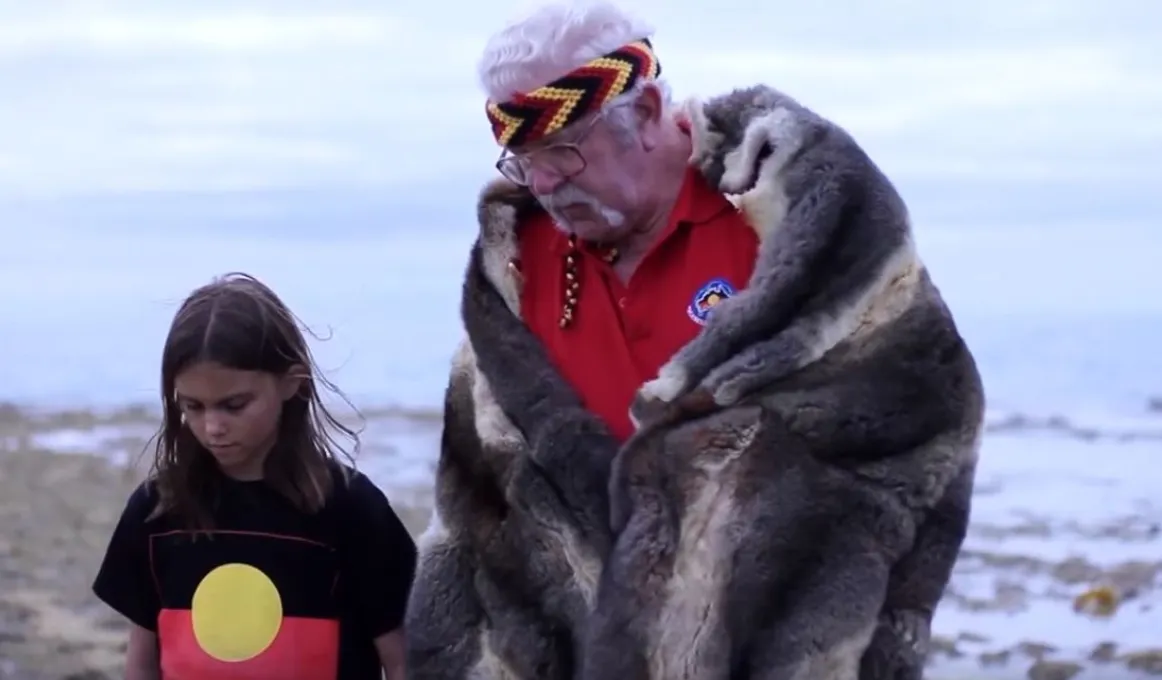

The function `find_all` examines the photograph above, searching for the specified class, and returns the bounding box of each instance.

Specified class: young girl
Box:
[92,272,417,680]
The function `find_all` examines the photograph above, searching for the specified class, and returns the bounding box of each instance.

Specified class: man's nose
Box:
[528,166,565,196]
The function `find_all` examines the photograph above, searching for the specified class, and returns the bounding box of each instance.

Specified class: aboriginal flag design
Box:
[149,529,341,680]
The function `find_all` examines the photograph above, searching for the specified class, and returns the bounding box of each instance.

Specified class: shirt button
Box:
[618,297,628,309]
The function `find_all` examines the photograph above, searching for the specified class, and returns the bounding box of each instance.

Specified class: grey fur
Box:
[404,184,617,680]
[634,84,915,416]
[586,84,984,680]
[404,83,985,680]
[588,279,984,680]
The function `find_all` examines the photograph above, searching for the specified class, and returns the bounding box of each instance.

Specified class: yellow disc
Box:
[191,563,283,662]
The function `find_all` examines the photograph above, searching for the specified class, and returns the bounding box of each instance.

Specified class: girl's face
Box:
[173,361,299,480]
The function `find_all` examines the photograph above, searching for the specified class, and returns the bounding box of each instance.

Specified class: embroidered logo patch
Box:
[687,277,735,325]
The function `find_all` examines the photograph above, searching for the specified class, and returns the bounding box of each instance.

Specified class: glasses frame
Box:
[494,109,609,187]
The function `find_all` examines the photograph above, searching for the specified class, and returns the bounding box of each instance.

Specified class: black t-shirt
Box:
[92,463,418,680]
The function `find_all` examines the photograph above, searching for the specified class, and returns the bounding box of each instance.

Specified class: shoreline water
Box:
[1,403,1160,679]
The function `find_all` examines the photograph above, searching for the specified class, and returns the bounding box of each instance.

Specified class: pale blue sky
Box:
[1,0,1158,211]
[1,0,1160,408]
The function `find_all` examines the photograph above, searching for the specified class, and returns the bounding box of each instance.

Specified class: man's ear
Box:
[635,82,664,124]
[635,83,666,150]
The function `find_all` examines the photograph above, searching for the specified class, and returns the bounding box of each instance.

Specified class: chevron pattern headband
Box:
[485,38,662,148]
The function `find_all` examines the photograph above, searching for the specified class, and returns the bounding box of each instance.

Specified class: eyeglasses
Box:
[495,110,607,187]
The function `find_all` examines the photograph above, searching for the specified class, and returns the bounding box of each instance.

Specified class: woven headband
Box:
[485,38,662,148]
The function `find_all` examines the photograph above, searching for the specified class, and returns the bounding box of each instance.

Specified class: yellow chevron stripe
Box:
[487,101,524,147]
[521,86,587,136]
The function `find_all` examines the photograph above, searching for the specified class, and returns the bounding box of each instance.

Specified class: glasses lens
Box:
[498,145,585,186]
[556,147,584,178]
[497,157,528,185]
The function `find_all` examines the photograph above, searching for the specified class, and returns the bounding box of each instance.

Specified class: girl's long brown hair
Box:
[146,272,361,530]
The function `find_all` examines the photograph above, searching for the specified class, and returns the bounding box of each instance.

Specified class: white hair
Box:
[477,0,671,134]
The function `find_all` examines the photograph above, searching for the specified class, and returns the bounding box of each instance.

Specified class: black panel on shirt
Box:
[332,470,419,638]
[92,482,162,632]
[150,530,341,618]
[91,461,419,680]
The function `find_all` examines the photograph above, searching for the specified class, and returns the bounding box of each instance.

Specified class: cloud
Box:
[0,0,1157,207]
[0,13,403,54]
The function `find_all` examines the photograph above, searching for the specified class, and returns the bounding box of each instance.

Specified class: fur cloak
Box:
[404,85,985,680]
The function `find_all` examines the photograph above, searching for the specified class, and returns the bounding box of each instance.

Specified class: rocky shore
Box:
[1,402,1160,679]
[0,446,139,680]
[0,407,430,680]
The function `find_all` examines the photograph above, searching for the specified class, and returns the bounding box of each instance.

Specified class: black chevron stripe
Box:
[490,40,663,147]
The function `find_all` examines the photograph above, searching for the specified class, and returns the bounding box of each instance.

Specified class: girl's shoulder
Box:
[108,478,176,533]
[325,461,388,512]
[322,461,417,561]
[121,478,160,521]
[322,461,413,535]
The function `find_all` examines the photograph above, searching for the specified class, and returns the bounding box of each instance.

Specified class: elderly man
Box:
[404,3,984,680]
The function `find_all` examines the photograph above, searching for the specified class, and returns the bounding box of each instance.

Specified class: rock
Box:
[1017,641,1059,660]
[994,579,1031,612]
[980,649,1011,666]
[1054,557,1102,585]
[1027,660,1083,680]
[1123,649,1162,675]
[1089,641,1118,662]
[1106,560,1162,600]
[929,635,961,658]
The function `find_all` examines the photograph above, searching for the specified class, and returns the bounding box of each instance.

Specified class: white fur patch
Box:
[650,421,759,680]
[550,523,601,608]
[472,368,524,449]
[457,340,525,449]
[734,176,790,242]
[471,628,521,680]
[796,236,922,369]
[637,363,689,407]
[449,337,475,379]
[479,201,523,316]
[415,506,448,551]
[719,107,801,195]
[786,622,878,680]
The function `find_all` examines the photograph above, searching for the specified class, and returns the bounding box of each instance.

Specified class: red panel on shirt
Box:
[518,167,759,441]
[158,609,339,680]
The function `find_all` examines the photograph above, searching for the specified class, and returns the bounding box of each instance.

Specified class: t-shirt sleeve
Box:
[91,482,162,631]
[338,471,419,638]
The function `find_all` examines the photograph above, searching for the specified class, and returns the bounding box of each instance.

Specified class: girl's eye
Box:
[223,400,249,413]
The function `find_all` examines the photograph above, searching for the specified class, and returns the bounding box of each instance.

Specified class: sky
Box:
[0,0,1158,211]
[0,0,1160,409]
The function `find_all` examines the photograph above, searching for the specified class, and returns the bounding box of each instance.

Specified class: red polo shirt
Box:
[517,166,759,441]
